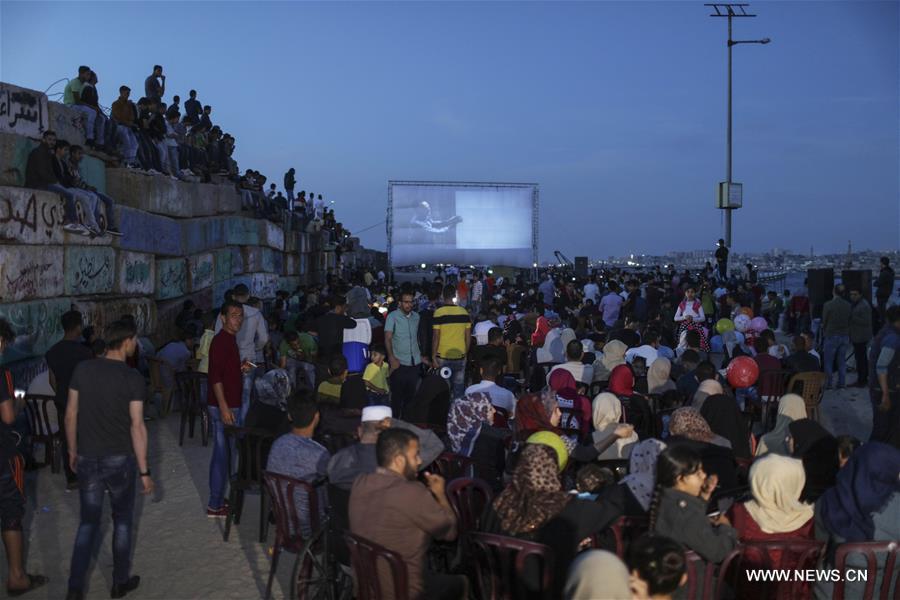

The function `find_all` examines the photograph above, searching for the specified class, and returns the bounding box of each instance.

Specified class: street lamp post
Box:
[706,3,769,249]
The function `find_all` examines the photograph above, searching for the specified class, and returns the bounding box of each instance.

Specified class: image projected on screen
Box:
[389,182,537,268]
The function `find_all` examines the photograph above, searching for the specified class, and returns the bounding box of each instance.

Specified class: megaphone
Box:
[439,366,452,380]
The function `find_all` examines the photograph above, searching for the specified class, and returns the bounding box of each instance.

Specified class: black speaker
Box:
[574,257,589,278]
[841,270,872,304]
[807,268,834,319]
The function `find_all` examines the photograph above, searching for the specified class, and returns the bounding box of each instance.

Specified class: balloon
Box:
[740,306,754,318]
[727,356,759,389]
[734,313,751,333]
[750,316,768,333]
[716,318,735,334]
[710,335,724,353]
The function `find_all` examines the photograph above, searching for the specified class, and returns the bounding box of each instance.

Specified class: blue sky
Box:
[2,1,897,260]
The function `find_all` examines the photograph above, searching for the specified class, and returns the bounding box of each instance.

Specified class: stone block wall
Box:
[0,81,377,369]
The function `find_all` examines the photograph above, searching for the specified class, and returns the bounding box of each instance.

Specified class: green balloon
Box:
[716,318,735,334]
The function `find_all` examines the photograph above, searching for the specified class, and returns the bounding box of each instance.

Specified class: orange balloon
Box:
[740,307,754,318]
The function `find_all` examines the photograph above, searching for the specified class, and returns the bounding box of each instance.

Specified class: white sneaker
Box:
[63,222,88,235]
[147,169,160,175]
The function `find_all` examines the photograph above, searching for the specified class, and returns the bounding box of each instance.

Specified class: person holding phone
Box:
[206,301,253,518]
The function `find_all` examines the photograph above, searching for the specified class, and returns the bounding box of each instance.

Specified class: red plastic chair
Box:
[343,531,410,600]
[431,451,475,480]
[716,539,824,600]
[468,532,554,600]
[446,477,494,537]
[683,550,716,600]
[833,540,900,600]
[609,515,650,559]
[262,472,328,600]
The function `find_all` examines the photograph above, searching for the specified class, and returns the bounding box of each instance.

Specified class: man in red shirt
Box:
[207,301,253,517]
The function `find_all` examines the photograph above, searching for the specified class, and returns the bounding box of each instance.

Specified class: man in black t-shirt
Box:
[65,319,154,600]
[715,239,729,281]
[313,295,358,361]
[0,318,48,595]
[45,310,93,488]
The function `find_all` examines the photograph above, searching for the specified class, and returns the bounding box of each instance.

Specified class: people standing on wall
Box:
[715,239,729,281]
[284,168,296,204]
[144,64,165,104]
[184,90,202,122]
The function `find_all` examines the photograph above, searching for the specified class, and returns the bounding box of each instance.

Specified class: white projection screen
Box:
[388,181,538,268]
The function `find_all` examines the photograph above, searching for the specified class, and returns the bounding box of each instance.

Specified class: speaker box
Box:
[574,257,589,278]
[807,268,834,319]
[841,270,872,304]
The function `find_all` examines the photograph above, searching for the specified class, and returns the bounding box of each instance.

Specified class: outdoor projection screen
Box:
[388,181,538,268]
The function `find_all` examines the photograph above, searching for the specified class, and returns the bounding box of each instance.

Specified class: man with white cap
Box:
[327,406,444,490]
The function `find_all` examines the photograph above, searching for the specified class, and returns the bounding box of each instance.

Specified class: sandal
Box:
[7,574,48,597]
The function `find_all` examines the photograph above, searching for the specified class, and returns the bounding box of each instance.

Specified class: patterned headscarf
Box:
[493,444,572,535]
[620,439,667,511]
[669,407,715,443]
[446,392,494,453]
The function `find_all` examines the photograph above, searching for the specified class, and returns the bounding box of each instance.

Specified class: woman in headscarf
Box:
[606,364,654,440]
[549,369,592,442]
[593,339,627,383]
[667,407,738,492]
[598,438,667,518]
[647,357,676,395]
[755,394,807,456]
[563,550,632,600]
[814,442,900,600]
[591,393,639,460]
[700,394,752,459]
[482,444,620,596]
[446,391,509,479]
[691,378,723,411]
[789,419,840,503]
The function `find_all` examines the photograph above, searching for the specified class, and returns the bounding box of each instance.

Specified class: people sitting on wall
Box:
[62,66,105,152]
[24,130,89,235]
[65,144,122,236]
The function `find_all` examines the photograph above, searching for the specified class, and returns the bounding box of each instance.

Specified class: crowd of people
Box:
[0,248,895,599]
[36,64,352,246]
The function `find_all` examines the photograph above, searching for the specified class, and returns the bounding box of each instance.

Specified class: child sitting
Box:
[317,354,348,405]
[363,345,390,406]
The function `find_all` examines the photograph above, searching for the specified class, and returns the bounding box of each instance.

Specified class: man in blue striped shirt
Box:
[385,291,426,416]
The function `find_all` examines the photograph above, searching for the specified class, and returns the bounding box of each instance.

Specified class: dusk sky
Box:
[2,1,897,261]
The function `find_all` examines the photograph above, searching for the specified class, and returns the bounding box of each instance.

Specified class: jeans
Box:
[853,342,869,385]
[823,335,850,387]
[53,400,77,483]
[68,187,101,230]
[166,145,180,175]
[69,105,97,142]
[207,405,245,509]
[389,364,421,418]
[436,357,466,399]
[154,140,171,174]
[42,184,79,223]
[90,191,118,229]
[116,127,139,163]
[68,454,136,592]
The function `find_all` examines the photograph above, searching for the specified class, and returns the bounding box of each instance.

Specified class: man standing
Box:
[184,90,202,122]
[144,65,165,103]
[65,319,153,600]
[869,306,900,447]
[314,295,358,361]
[822,285,853,390]
[583,277,600,305]
[384,291,427,416]
[45,310,94,489]
[849,289,873,387]
[432,284,471,399]
[284,168,296,204]
[0,319,47,597]
[715,239,729,280]
[599,283,625,328]
[215,284,268,422]
[207,301,252,517]
[349,428,463,600]
[538,274,555,308]
[876,257,895,322]
[470,272,483,317]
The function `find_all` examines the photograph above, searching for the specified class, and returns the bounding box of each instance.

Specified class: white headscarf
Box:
[647,357,675,394]
[591,393,638,460]
[744,454,814,533]
[564,550,632,600]
[620,439,667,511]
[692,378,724,410]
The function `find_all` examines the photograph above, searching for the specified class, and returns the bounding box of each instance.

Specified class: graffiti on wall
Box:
[0,83,49,138]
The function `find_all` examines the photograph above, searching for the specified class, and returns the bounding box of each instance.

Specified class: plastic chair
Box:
[833,540,900,600]
[223,426,275,543]
[175,372,209,446]
[343,531,410,600]
[757,369,789,430]
[609,515,650,558]
[262,471,334,600]
[786,372,827,421]
[468,532,554,600]
[22,395,62,473]
[431,452,475,481]
[683,550,716,600]
[446,478,494,537]
[146,356,174,416]
[716,539,825,599]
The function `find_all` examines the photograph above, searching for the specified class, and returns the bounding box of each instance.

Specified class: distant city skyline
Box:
[2,1,897,259]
